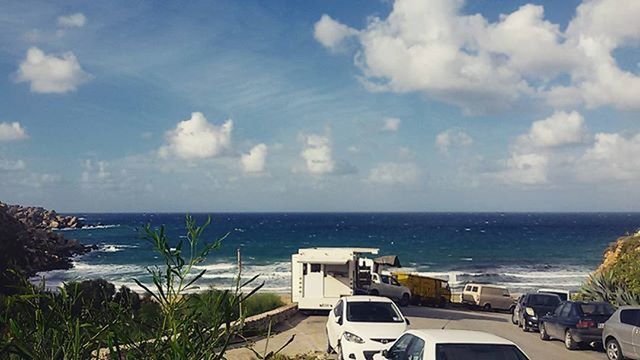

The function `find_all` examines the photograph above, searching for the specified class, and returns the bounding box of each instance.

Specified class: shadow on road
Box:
[402,306,510,323]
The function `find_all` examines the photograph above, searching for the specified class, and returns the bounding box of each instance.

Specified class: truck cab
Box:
[368,273,412,306]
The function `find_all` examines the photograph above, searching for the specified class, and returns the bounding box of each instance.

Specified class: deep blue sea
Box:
[39,213,640,294]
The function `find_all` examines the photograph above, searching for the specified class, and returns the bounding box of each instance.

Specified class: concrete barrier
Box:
[242,303,299,333]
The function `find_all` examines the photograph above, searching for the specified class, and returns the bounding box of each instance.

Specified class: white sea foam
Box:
[58,224,121,231]
[99,244,139,253]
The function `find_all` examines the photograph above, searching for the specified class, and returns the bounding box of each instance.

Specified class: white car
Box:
[373,330,530,360]
[326,295,409,360]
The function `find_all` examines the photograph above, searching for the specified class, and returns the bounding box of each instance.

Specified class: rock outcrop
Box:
[0,202,93,280]
[1,202,85,230]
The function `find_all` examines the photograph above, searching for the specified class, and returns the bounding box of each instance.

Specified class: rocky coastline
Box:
[0,202,94,279]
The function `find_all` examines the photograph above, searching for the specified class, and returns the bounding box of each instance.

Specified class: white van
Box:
[537,288,571,301]
[368,273,411,306]
[462,283,515,311]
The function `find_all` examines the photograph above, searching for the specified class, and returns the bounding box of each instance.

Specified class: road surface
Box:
[227,306,606,360]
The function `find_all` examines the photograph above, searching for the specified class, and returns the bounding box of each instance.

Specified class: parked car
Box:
[515,293,562,332]
[373,330,530,360]
[326,295,409,360]
[602,306,640,360]
[462,283,515,311]
[537,288,571,301]
[539,301,615,350]
[368,273,412,306]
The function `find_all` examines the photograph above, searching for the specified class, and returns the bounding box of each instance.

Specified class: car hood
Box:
[528,305,558,316]
[343,322,408,340]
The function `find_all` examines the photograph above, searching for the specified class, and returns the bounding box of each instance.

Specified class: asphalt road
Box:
[227,306,607,360]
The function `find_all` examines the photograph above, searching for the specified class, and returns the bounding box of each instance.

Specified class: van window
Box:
[502,289,509,296]
[380,275,390,284]
[310,264,321,273]
[471,286,478,292]
[464,285,471,291]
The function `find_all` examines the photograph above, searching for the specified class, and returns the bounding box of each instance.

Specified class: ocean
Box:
[39,213,640,294]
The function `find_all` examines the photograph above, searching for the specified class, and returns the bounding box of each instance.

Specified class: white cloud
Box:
[498,152,549,185]
[0,159,26,171]
[57,13,86,28]
[159,112,233,160]
[316,0,640,112]
[15,47,91,94]
[313,14,358,51]
[241,143,268,173]
[435,129,472,154]
[0,122,29,141]
[577,132,640,181]
[300,134,335,175]
[516,111,589,149]
[382,117,401,132]
[366,162,420,185]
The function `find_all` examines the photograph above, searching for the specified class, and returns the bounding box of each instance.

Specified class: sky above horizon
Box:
[0,0,639,212]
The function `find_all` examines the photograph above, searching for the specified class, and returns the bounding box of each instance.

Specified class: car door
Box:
[620,309,640,358]
[547,303,566,338]
[327,299,344,349]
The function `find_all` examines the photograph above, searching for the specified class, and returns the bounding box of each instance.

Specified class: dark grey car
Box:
[602,306,640,360]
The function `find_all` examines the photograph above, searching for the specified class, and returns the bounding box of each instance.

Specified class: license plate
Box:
[598,323,604,329]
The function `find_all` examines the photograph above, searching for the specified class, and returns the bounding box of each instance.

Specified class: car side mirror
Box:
[336,315,342,325]
[405,318,411,325]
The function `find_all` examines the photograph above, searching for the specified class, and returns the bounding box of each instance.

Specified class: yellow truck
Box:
[393,272,451,307]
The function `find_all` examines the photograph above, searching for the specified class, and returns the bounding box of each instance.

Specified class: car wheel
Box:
[521,319,530,332]
[511,311,518,325]
[483,303,492,311]
[399,293,410,307]
[606,338,624,360]
[564,329,578,350]
[539,322,550,340]
[439,297,447,308]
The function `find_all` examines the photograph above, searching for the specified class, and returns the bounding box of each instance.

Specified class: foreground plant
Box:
[120,215,264,359]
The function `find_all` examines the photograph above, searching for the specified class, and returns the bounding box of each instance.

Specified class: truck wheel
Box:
[565,329,578,350]
[438,297,447,308]
[483,303,492,311]
[399,293,410,307]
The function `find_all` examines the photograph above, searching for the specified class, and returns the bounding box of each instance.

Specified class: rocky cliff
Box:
[0,202,93,281]
[1,202,85,229]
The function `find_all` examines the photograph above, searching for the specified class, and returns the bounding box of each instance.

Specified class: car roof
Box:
[407,330,516,345]
[616,306,640,310]
[342,295,394,303]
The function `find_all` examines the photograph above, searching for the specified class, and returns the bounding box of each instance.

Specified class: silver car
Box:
[602,306,640,360]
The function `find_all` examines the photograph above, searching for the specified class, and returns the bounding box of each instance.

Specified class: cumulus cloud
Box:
[0,122,29,141]
[498,152,549,185]
[435,129,472,154]
[516,111,589,149]
[159,112,233,160]
[57,13,86,28]
[577,132,640,181]
[313,14,358,51]
[315,0,640,112]
[300,134,335,175]
[15,47,91,94]
[241,143,268,173]
[366,162,420,185]
[382,117,401,132]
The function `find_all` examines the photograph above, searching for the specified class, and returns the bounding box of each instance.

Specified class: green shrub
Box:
[243,293,285,317]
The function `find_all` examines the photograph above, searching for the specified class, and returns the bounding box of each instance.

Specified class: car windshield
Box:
[579,303,614,316]
[436,344,529,360]
[346,301,404,323]
[528,295,560,307]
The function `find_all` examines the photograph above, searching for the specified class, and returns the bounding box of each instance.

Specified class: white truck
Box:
[291,247,411,311]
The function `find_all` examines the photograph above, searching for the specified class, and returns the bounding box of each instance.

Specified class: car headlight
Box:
[525,307,535,316]
[343,331,365,344]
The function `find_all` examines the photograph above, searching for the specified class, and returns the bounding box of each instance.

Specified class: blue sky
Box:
[0,0,639,212]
